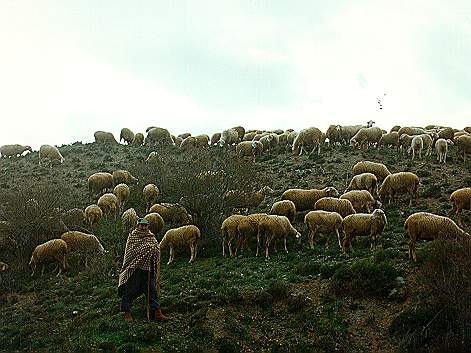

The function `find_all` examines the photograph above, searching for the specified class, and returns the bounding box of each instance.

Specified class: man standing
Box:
[118,218,168,322]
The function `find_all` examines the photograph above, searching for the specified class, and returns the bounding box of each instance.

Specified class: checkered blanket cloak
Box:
[118,228,160,296]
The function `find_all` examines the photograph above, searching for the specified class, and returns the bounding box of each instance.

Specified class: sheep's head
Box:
[325,186,339,197]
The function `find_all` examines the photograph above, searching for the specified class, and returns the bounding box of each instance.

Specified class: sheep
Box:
[292,127,324,155]
[144,212,165,237]
[143,184,160,212]
[257,215,301,259]
[242,132,258,141]
[454,131,470,139]
[122,208,138,235]
[277,131,289,149]
[97,193,119,219]
[326,125,343,146]
[378,132,399,149]
[131,132,144,146]
[379,172,419,206]
[260,133,279,152]
[29,239,68,276]
[437,127,454,140]
[149,203,191,225]
[345,173,378,197]
[219,128,239,147]
[220,214,246,257]
[223,186,274,211]
[404,212,470,261]
[281,187,339,212]
[178,133,191,139]
[236,213,269,256]
[340,190,380,213]
[210,132,222,145]
[390,125,401,133]
[0,144,32,158]
[38,145,65,166]
[338,125,364,144]
[454,135,471,162]
[159,225,201,264]
[113,183,130,212]
[112,169,138,186]
[341,209,387,252]
[287,131,298,147]
[397,126,425,137]
[435,138,448,163]
[236,141,264,162]
[408,135,423,159]
[145,127,174,146]
[399,134,414,152]
[418,133,434,156]
[84,204,102,229]
[88,172,113,201]
[231,126,246,141]
[94,131,118,143]
[352,161,391,181]
[314,197,356,218]
[253,132,269,141]
[180,136,198,151]
[448,188,471,227]
[62,208,85,229]
[270,200,296,223]
[304,210,343,249]
[60,231,106,268]
[195,134,210,148]
[120,128,135,145]
[350,127,382,148]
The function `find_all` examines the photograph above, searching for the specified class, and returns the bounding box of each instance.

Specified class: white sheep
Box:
[379,172,419,206]
[404,212,470,261]
[144,212,165,237]
[408,135,423,159]
[257,215,301,259]
[454,135,471,162]
[236,213,269,256]
[397,126,425,137]
[236,141,264,162]
[418,133,434,156]
[0,144,32,158]
[88,172,113,201]
[340,190,380,213]
[131,133,144,146]
[210,133,222,145]
[145,127,174,146]
[350,127,382,149]
[94,131,118,143]
[60,231,106,268]
[345,173,378,197]
[448,188,471,227]
[326,125,343,146]
[219,128,239,147]
[113,183,130,212]
[143,184,160,212]
[97,193,119,219]
[38,145,65,166]
[149,203,191,225]
[339,125,364,144]
[84,204,103,229]
[435,138,448,163]
[122,208,138,235]
[281,187,339,212]
[341,209,387,252]
[160,225,201,264]
[270,200,296,223]
[29,239,68,276]
[352,161,391,181]
[292,127,324,155]
[221,214,246,257]
[378,132,399,149]
[112,169,138,186]
[314,197,356,218]
[120,128,135,144]
[304,210,343,249]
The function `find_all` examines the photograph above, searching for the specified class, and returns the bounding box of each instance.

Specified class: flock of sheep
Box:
[0,122,470,279]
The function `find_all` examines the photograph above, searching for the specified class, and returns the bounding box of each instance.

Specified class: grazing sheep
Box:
[160,225,201,264]
[29,239,68,276]
[437,127,454,140]
[243,132,258,141]
[60,231,106,268]
[143,184,160,212]
[112,169,138,186]
[350,127,382,148]
[270,200,296,223]
[180,136,198,151]
[221,214,246,257]
[131,133,144,146]
[281,187,339,212]
[304,210,343,249]
[435,138,448,163]
[88,172,113,201]
[38,145,65,166]
[454,135,471,162]
[314,197,356,218]
[390,125,401,133]
[194,134,210,148]
[219,128,239,147]
[339,125,364,144]
[145,127,174,146]
[340,190,380,213]
[397,126,425,137]
[404,212,469,261]
[236,141,264,162]
[345,173,378,197]
[326,125,343,146]
[341,209,387,252]
[94,131,118,143]
[120,128,135,145]
[287,131,298,147]
[418,134,434,156]
[378,132,399,149]
[260,133,279,152]
[408,135,423,159]
[97,193,119,219]
[144,213,165,237]
[113,183,130,212]
[122,208,138,235]
[448,188,471,227]
[231,126,246,141]
[0,144,32,158]
[236,213,269,256]
[210,132,222,145]
[84,205,102,229]
[379,172,419,206]
[352,161,391,181]
[149,203,191,225]
[292,127,324,155]
[399,134,414,152]
[62,208,85,229]
[223,186,274,211]
[257,215,301,259]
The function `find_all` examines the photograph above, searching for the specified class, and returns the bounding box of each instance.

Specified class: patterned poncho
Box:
[118,228,161,295]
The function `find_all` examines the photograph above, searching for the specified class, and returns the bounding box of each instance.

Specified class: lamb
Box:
[397,126,425,137]
[145,127,174,146]
[314,197,356,218]
[84,204,102,229]
[341,209,387,252]
[38,145,65,166]
[219,128,239,147]
[60,231,106,268]
[29,239,68,276]
[120,128,135,144]
[223,186,274,211]
[448,188,471,227]
[352,161,391,181]
[0,144,32,158]
[112,169,138,186]
[94,131,118,143]
[220,214,246,256]
[159,225,201,264]
[408,135,423,159]
[304,210,343,249]
[131,133,144,146]
[149,203,191,225]
[97,193,119,219]
[270,200,296,223]
[257,215,301,259]
[379,172,419,206]
[292,127,324,155]
[340,190,380,213]
[435,138,448,163]
[143,184,160,212]
[281,187,339,212]
[122,208,138,235]
[326,125,343,146]
[236,213,269,256]
[404,212,469,261]
[345,173,378,197]
[454,135,471,162]
[210,133,222,145]
[144,212,165,237]
[113,183,130,212]
[378,132,399,149]
[350,127,382,148]
[88,172,113,201]
[236,141,264,162]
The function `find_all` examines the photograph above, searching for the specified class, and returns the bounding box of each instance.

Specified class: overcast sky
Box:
[1,1,470,148]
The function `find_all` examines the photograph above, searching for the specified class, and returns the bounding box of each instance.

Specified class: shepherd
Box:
[118,218,168,322]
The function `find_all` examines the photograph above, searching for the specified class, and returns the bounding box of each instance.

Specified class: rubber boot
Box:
[154,307,169,321]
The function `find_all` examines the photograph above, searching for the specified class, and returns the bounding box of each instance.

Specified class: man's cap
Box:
[137,218,149,225]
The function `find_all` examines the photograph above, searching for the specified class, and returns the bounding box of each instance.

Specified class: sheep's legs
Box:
[189,245,194,263]
[194,242,198,259]
[284,237,288,253]
[256,235,260,257]
[222,240,226,257]
[335,229,342,249]
[228,241,233,257]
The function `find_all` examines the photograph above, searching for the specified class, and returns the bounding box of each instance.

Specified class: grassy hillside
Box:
[0,142,470,353]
